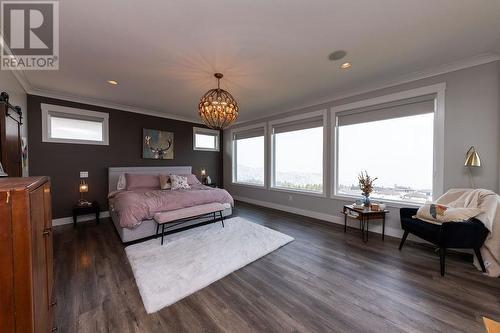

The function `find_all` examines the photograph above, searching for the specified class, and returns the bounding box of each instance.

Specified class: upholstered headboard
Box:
[108,166,192,193]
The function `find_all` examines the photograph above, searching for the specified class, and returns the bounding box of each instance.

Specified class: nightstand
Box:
[73,201,100,227]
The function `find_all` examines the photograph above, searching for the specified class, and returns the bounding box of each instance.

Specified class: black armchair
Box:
[399,208,489,276]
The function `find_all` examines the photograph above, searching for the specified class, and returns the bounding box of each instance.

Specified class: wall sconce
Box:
[79,179,90,206]
[464,146,481,188]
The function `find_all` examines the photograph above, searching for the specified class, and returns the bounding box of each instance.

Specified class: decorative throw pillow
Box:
[176,174,201,185]
[117,174,126,190]
[125,173,161,190]
[170,174,191,190]
[416,202,483,224]
[159,175,171,190]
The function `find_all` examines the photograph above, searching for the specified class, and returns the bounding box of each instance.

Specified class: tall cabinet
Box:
[0,177,55,333]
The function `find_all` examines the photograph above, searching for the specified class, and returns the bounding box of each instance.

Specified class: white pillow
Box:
[416,202,483,224]
[117,174,126,190]
[170,174,191,190]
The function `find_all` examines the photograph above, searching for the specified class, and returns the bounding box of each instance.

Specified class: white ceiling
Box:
[22,0,500,123]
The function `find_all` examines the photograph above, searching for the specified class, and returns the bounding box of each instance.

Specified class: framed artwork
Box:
[143,128,174,159]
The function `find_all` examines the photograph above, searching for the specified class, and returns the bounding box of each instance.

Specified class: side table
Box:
[342,204,389,242]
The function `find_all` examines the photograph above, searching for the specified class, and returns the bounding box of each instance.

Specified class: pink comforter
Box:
[109,184,234,228]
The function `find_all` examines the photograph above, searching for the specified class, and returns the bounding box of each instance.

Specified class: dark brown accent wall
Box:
[27,94,222,218]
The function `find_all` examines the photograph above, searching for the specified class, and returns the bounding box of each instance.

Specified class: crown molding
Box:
[0,35,33,92]
[234,52,500,126]
[5,44,499,126]
[9,68,32,92]
[27,87,202,124]
[328,52,500,103]
[3,31,201,124]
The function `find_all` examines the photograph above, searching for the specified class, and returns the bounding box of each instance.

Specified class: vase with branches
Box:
[358,171,377,207]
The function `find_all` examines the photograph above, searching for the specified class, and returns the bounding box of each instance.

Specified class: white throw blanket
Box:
[434,188,500,277]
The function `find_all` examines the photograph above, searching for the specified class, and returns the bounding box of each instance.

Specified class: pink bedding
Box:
[109,184,234,228]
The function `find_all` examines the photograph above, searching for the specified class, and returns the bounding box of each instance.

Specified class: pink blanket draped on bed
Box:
[109,184,234,228]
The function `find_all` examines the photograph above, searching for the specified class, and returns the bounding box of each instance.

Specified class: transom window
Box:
[193,127,220,151]
[335,94,436,203]
[41,104,109,145]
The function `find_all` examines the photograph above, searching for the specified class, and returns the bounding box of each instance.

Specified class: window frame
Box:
[192,127,220,151]
[41,103,109,145]
[269,109,328,197]
[330,83,445,205]
[231,122,267,188]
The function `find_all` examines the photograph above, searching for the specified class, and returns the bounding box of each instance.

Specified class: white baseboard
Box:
[233,195,405,239]
[52,211,110,226]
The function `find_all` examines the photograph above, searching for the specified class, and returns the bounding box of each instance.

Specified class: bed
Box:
[108,166,233,243]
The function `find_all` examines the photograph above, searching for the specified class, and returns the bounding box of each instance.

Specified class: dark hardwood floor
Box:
[54,201,500,333]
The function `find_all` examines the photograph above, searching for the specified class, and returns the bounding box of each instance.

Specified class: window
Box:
[335,94,436,203]
[232,125,265,186]
[41,104,109,145]
[271,112,325,194]
[193,127,220,151]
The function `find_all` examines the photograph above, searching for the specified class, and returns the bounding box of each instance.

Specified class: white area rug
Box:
[125,217,294,313]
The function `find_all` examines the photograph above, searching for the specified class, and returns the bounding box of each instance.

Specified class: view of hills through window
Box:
[274,127,323,192]
[235,136,264,185]
[337,113,434,203]
[234,113,433,202]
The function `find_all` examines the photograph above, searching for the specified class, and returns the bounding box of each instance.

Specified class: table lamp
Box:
[201,168,207,184]
[464,146,481,188]
[79,180,90,206]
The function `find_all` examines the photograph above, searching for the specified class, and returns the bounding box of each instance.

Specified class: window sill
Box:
[42,137,108,145]
[269,186,326,198]
[231,182,266,189]
[330,194,422,209]
[193,147,220,152]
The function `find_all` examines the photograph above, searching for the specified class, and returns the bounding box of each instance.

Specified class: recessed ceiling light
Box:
[340,62,352,69]
[328,50,347,61]
[107,80,119,85]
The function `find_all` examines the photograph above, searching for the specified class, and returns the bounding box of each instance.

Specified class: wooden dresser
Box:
[0,177,55,333]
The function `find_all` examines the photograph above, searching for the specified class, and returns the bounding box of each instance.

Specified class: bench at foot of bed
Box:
[153,203,229,245]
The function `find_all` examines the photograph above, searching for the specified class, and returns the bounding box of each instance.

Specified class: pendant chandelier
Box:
[198,73,239,130]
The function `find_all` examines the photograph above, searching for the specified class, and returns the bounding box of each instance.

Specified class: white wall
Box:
[223,61,500,238]
[0,71,28,175]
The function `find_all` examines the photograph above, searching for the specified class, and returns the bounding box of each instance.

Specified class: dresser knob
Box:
[51,327,58,332]
[51,300,57,307]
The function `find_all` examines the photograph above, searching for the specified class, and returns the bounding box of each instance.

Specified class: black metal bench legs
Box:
[154,223,166,245]
[213,211,224,228]
[156,210,226,245]
[160,224,165,245]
